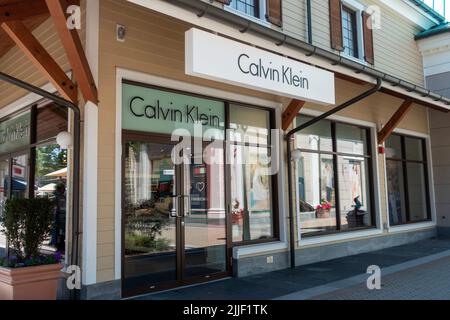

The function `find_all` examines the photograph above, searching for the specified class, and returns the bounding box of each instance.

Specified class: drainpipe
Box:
[0,72,81,300]
[306,0,313,44]
[286,77,382,269]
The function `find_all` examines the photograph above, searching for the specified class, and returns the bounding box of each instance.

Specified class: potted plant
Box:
[0,197,63,300]
[315,200,332,219]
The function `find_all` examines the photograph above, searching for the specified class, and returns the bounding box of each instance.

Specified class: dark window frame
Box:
[296,116,377,238]
[386,133,432,226]
[0,103,68,199]
[341,5,359,59]
[121,79,280,247]
[229,0,261,19]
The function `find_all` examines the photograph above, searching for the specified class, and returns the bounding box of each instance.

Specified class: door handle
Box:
[169,195,183,218]
[183,195,191,217]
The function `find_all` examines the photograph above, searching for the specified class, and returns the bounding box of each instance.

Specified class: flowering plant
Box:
[0,252,62,269]
[316,200,332,210]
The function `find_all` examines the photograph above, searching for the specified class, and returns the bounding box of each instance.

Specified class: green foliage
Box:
[35,144,67,178]
[1,197,54,260]
[125,233,170,254]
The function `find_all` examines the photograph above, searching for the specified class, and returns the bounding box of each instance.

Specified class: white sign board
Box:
[185,28,335,105]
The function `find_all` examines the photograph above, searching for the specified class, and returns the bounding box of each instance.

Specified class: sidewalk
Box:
[132,238,450,300]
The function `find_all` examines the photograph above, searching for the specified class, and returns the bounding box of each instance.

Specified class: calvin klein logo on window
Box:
[238,54,310,90]
[129,96,221,127]
[0,121,29,146]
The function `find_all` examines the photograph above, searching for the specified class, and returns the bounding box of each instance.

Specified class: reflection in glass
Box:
[36,103,68,141]
[230,145,274,242]
[407,162,428,222]
[297,152,337,235]
[123,141,177,289]
[35,144,68,253]
[184,145,227,277]
[386,160,407,225]
[296,116,332,152]
[385,135,402,159]
[336,123,367,155]
[11,154,28,199]
[405,137,423,161]
[229,104,270,146]
[386,134,430,226]
[337,156,372,230]
[0,159,9,257]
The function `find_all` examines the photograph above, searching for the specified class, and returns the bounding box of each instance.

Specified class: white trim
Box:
[115,68,286,279]
[388,221,436,233]
[224,0,271,28]
[81,0,99,285]
[340,0,365,63]
[294,109,384,246]
[82,102,99,285]
[233,241,288,259]
[298,228,383,247]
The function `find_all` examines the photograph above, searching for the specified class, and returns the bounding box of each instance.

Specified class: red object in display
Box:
[378,146,385,154]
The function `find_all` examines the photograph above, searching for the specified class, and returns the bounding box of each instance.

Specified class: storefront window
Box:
[229,105,276,242]
[386,134,431,225]
[36,103,68,141]
[35,144,67,252]
[295,116,374,237]
[11,154,29,199]
[0,103,68,256]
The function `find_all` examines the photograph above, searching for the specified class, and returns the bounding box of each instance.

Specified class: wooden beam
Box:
[46,0,98,103]
[0,0,49,23]
[282,99,306,131]
[1,20,77,103]
[378,99,414,144]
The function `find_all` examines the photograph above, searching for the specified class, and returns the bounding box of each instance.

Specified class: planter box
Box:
[315,208,331,219]
[0,263,63,300]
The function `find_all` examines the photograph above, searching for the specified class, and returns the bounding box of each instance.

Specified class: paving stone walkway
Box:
[132,238,450,300]
[310,256,450,300]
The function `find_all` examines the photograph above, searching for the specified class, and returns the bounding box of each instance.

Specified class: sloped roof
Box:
[408,0,446,23]
[416,22,450,39]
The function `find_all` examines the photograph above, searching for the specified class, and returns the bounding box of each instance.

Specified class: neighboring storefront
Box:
[0,101,69,256]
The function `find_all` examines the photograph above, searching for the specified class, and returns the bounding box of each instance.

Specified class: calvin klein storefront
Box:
[120,79,280,297]
[94,7,439,299]
[115,26,336,297]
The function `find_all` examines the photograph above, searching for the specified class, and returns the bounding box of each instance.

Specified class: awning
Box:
[45,167,67,177]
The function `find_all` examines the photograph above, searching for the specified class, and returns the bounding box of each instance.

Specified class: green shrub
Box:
[1,197,54,260]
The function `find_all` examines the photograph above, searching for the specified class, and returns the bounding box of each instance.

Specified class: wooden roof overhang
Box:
[0,0,97,105]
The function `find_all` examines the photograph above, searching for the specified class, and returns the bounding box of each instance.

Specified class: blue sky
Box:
[422,0,449,20]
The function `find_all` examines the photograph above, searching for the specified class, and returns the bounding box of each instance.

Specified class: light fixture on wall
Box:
[117,24,126,42]
[57,131,73,150]
[291,149,302,161]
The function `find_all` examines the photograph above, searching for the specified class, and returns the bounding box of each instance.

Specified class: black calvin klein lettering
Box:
[238,53,310,90]
[129,97,220,127]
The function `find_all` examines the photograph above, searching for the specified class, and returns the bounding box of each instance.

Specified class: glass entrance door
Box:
[122,136,228,297]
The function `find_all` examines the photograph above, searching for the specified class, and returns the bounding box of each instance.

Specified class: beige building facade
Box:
[0,0,449,299]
